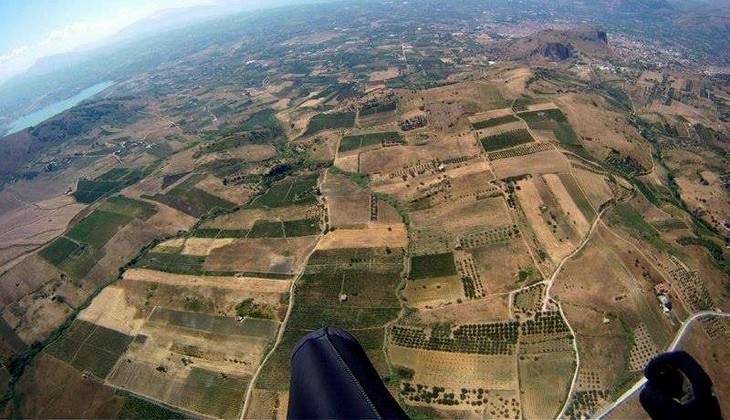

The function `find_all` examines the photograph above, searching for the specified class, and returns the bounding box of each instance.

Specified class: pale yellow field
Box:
[333,153,360,173]
[468,108,514,124]
[181,237,236,255]
[402,275,464,308]
[543,174,591,235]
[369,67,400,81]
[389,346,517,390]
[573,168,614,209]
[78,286,143,335]
[123,268,292,294]
[519,352,575,420]
[515,177,575,262]
[491,149,571,179]
[317,224,407,249]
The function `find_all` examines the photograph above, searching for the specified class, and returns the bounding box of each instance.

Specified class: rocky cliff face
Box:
[532,42,574,60]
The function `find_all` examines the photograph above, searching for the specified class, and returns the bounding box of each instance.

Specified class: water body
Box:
[5,81,115,135]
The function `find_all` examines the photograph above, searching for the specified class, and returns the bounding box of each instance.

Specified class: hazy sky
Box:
[0,0,214,83]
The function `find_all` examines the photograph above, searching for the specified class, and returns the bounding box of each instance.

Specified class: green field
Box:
[133,252,206,275]
[339,132,404,153]
[519,109,567,128]
[248,220,285,238]
[73,167,144,204]
[180,367,250,419]
[192,228,249,238]
[360,101,397,116]
[148,307,277,338]
[517,109,588,156]
[46,320,132,378]
[149,173,236,217]
[480,129,534,152]
[305,112,355,135]
[610,203,673,253]
[100,195,157,220]
[410,252,457,279]
[472,114,519,130]
[257,248,402,391]
[66,210,133,249]
[39,237,84,266]
[250,175,318,208]
[512,96,552,112]
[282,218,320,236]
[118,394,190,419]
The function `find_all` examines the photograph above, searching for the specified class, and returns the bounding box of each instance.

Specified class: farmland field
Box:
[39,236,84,266]
[472,114,519,130]
[148,173,236,217]
[305,112,356,135]
[410,252,457,279]
[480,129,535,152]
[249,175,319,208]
[66,209,133,248]
[339,131,404,153]
[74,167,144,204]
[45,320,132,378]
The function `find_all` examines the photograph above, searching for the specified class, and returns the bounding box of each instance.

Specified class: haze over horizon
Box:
[0,0,313,85]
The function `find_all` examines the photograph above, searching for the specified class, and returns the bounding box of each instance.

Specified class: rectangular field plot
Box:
[248,220,285,238]
[39,236,84,266]
[45,319,132,378]
[110,360,249,419]
[389,323,518,356]
[519,352,575,420]
[191,228,249,238]
[305,112,355,135]
[99,195,158,220]
[480,129,535,152]
[73,167,144,204]
[409,253,457,279]
[66,209,134,249]
[177,367,250,419]
[133,252,207,275]
[147,307,278,338]
[472,114,519,130]
[148,173,236,217]
[389,345,517,390]
[339,131,404,153]
[403,275,464,307]
[248,218,320,238]
[287,270,401,331]
[518,109,587,156]
[555,173,596,222]
[361,99,397,116]
[249,175,319,208]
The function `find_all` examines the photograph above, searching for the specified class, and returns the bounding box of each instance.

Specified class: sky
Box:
[0,0,215,84]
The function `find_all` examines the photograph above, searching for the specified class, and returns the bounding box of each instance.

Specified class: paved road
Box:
[593,310,730,419]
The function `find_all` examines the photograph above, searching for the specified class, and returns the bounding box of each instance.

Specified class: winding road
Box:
[593,310,730,419]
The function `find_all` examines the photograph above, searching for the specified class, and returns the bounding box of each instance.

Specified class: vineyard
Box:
[471,114,519,130]
[487,142,553,161]
[480,129,535,152]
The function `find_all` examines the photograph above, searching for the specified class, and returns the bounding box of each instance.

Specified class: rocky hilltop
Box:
[493,28,610,61]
